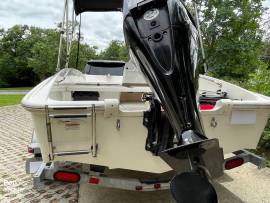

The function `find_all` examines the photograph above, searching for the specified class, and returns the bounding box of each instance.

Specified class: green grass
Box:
[0,95,24,107]
[0,87,32,91]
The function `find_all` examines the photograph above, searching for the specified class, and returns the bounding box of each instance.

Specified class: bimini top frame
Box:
[56,0,124,72]
[72,0,208,73]
[73,0,123,14]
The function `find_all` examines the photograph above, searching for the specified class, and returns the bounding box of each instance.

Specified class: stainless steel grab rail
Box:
[53,150,90,156]
[49,114,91,118]
[91,104,97,157]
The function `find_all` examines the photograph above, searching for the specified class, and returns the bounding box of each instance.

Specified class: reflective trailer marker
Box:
[225,158,244,170]
[53,171,80,183]
[89,177,100,185]
[154,183,161,189]
[135,186,143,191]
[28,147,34,154]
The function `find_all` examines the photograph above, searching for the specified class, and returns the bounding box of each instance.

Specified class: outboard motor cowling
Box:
[123,0,203,138]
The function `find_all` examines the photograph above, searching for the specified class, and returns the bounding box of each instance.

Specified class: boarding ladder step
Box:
[45,105,98,160]
[53,150,91,156]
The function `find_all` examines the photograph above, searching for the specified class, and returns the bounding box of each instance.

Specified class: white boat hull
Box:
[22,69,270,174]
[29,109,171,173]
[200,75,270,153]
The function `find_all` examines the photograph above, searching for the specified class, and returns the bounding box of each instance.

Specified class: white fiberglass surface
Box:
[48,87,121,102]
[49,89,66,101]
[49,74,260,103]
[55,68,123,86]
[199,75,257,101]
[22,67,269,110]
[47,68,121,102]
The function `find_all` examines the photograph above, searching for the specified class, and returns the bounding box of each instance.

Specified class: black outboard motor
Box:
[123,0,203,143]
[123,0,222,202]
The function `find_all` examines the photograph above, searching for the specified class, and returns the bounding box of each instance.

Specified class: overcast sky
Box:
[0,0,269,50]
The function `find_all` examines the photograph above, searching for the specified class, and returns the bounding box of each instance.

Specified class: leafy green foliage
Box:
[0,25,126,87]
[200,0,264,81]
[68,42,98,71]
[0,25,38,87]
[258,119,270,150]
[261,9,270,65]
[247,63,270,154]
[247,62,270,96]
[99,40,128,61]
[27,27,60,80]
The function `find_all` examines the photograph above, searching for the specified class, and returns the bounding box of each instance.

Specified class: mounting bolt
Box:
[116,119,121,130]
[210,117,217,128]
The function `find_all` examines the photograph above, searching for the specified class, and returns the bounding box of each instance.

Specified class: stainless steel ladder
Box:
[45,105,97,160]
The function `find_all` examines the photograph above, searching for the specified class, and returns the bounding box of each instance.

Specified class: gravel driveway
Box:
[1,105,270,203]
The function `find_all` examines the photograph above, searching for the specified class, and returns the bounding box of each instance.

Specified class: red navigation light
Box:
[200,104,215,110]
[225,158,244,170]
[89,177,100,185]
[54,171,80,183]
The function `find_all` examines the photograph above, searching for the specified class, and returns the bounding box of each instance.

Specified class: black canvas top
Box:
[74,0,123,14]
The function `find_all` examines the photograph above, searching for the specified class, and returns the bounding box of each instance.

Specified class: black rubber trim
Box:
[52,115,88,118]
[52,107,88,110]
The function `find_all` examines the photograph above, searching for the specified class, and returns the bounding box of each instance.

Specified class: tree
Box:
[198,0,265,81]
[68,42,99,71]
[247,62,270,152]
[261,9,270,66]
[0,25,38,87]
[0,28,4,38]
[0,24,100,87]
[248,62,270,96]
[99,40,129,61]
[28,27,99,79]
[28,27,61,80]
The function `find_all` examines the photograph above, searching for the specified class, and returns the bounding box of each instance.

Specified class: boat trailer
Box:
[26,133,266,192]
